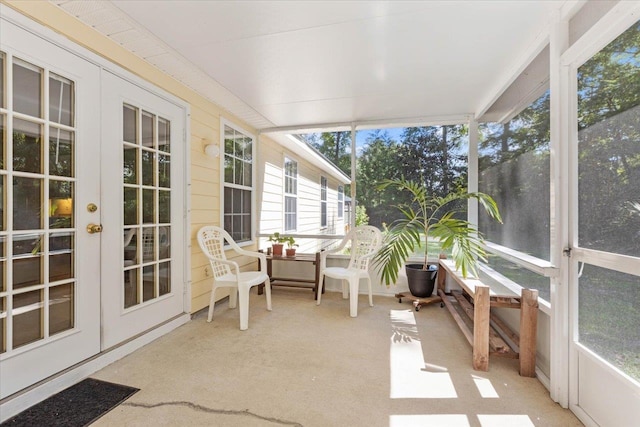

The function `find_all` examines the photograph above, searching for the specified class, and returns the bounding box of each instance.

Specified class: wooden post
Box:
[519,289,539,377]
[473,285,490,371]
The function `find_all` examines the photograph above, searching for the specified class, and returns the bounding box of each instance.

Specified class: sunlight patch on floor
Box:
[389,414,470,427]
[389,309,457,399]
[472,375,499,398]
[477,414,535,426]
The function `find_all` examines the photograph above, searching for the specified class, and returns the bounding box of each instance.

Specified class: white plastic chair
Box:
[316,225,382,317]
[197,226,271,330]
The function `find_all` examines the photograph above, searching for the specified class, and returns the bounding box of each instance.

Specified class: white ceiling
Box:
[55,0,565,132]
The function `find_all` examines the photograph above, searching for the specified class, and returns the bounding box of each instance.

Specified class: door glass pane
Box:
[141,111,154,148]
[1,114,5,169]
[124,268,138,309]
[578,21,640,258]
[143,189,155,224]
[142,227,155,262]
[124,187,138,225]
[123,105,137,144]
[0,237,5,291]
[13,234,43,289]
[159,262,170,296]
[13,290,43,348]
[49,283,73,335]
[142,150,154,186]
[1,175,4,231]
[124,228,137,267]
[13,59,42,118]
[0,52,4,109]
[49,127,74,177]
[49,181,73,229]
[158,190,170,224]
[579,264,640,381]
[13,177,42,230]
[158,117,170,153]
[0,297,5,353]
[49,73,73,126]
[13,119,42,174]
[159,226,170,259]
[158,154,170,188]
[123,145,137,184]
[49,233,73,282]
[143,265,155,302]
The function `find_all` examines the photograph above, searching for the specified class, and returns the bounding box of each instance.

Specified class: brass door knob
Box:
[87,223,103,234]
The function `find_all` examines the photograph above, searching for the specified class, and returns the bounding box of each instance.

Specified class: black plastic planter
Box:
[405,263,438,297]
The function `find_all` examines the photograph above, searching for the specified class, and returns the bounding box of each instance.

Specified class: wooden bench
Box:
[437,259,539,377]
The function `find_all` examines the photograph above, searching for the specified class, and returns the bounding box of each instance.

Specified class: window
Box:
[478,89,551,302]
[284,157,297,232]
[222,122,253,243]
[337,185,344,219]
[320,176,327,228]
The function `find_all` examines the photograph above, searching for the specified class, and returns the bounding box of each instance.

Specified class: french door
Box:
[568,17,640,426]
[1,13,187,399]
[0,18,101,398]
[100,71,186,349]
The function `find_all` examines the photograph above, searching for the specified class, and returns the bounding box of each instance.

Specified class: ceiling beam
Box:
[259,114,472,135]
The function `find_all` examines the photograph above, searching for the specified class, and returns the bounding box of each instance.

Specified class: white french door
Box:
[1,11,187,399]
[567,15,640,427]
[100,71,186,349]
[0,19,101,398]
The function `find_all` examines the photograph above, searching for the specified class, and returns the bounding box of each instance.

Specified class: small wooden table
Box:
[258,252,322,298]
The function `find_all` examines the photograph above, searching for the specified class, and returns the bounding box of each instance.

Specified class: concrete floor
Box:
[91,288,583,426]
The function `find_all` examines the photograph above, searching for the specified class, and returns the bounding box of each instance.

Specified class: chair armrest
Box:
[209,258,240,278]
[232,248,268,274]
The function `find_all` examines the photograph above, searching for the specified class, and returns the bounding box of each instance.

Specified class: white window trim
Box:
[320,176,328,229]
[284,155,298,232]
[337,185,344,219]
[220,118,256,247]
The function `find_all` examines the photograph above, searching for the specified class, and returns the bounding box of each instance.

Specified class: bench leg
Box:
[519,289,539,377]
[473,285,490,371]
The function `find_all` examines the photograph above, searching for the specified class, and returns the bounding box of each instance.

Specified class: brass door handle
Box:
[87,223,103,234]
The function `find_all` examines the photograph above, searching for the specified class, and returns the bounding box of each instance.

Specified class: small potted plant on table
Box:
[268,232,287,256]
[283,236,298,257]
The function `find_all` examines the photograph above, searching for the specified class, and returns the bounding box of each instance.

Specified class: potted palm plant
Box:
[372,178,502,297]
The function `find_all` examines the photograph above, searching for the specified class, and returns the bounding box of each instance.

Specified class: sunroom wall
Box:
[4,1,260,313]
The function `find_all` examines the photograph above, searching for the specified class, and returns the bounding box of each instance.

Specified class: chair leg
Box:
[238,286,250,331]
[349,277,358,317]
[207,285,217,322]
[229,288,238,309]
[265,278,272,311]
[316,274,325,305]
[367,277,374,307]
[342,280,349,299]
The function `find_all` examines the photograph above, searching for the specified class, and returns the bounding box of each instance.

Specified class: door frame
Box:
[0,6,191,420]
[561,3,640,426]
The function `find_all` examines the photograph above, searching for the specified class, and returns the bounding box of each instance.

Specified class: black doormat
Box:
[2,378,139,427]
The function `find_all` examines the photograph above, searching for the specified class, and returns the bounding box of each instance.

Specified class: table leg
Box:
[313,252,321,299]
